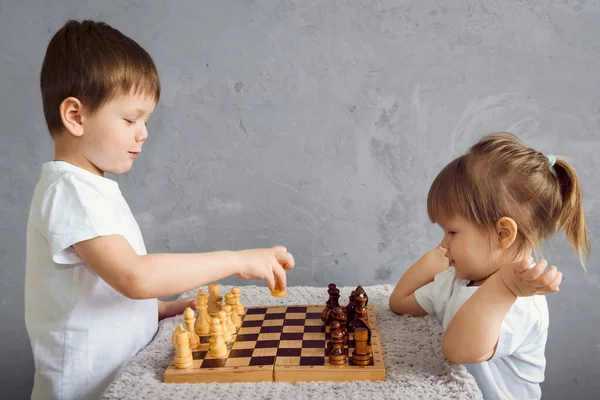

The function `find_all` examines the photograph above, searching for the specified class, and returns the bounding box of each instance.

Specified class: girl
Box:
[389,132,589,400]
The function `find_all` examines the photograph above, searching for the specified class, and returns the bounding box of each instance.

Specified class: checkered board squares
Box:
[163,304,385,383]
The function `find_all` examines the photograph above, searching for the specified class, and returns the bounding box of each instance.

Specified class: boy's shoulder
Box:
[33,161,121,204]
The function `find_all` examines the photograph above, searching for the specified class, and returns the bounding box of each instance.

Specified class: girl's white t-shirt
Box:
[415,268,549,400]
[25,161,158,400]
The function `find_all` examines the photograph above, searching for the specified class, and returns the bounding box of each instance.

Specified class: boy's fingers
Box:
[276,250,295,270]
[273,245,287,252]
[514,257,533,273]
[549,272,562,292]
[265,273,276,292]
[272,262,287,291]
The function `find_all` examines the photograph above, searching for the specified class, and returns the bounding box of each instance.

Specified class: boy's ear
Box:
[495,217,518,250]
[59,97,85,137]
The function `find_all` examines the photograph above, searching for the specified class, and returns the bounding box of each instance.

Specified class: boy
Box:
[25,20,294,400]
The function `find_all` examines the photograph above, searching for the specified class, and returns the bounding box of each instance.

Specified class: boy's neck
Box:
[53,133,104,177]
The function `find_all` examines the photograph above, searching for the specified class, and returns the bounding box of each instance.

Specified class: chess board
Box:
[163,304,385,383]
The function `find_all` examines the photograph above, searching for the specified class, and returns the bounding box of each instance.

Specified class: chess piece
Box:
[219,310,232,343]
[326,283,340,309]
[174,327,193,369]
[352,304,372,345]
[171,323,188,348]
[209,317,228,358]
[184,307,201,350]
[208,284,222,317]
[328,329,347,365]
[223,304,237,337]
[351,327,372,366]
[331,306,348,333]
[225,293,242,328]
[346,291,357,326]
[321,307,332,323]
[355,285,368,306]
[231,287,245,316]
[327,320,347,353]
[195,290,211,335]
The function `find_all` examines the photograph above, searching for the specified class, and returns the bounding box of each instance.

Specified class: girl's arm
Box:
[389,245,449,316]
[442,259,561,364]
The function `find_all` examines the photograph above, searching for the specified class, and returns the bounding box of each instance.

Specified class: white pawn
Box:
[223,304,237,337]
[219,310,232,342]
[225,293,242,328]
[231,287,245,316]
[209,317,227,358]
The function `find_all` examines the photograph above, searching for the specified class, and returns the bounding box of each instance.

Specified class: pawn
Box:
[183,307,201,350]
[223,304,237,337]
[326,283,340,309]
[209,317,228,358]
[332,306,348,331]
[174,328,193,369]
[225,293,242,328]
[330,320,348,346]
[328,329,347,365]
[219,310,233,342]
[231,287,245,316]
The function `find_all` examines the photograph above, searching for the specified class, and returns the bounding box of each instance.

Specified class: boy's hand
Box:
[158,297,196,321]
[235,246,295,292]
[498,258,562,297]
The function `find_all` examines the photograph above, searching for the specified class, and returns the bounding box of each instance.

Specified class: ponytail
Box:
[553,158,590,268]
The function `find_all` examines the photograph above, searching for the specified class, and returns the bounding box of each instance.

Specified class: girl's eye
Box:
[124,119,135,124]
[448,231,456,236]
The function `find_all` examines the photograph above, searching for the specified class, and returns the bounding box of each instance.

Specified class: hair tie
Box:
[547,154,556,169]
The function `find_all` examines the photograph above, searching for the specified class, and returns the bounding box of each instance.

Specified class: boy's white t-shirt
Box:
[414,268,548,400]
[25,161,158,400]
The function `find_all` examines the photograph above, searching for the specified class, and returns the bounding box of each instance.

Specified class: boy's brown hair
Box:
[40,20,161,135]
[427,132,590,267]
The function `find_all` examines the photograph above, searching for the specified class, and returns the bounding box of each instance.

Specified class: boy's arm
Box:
[72,234,294,299]
[389,245,449,316]
[442,259,562,364]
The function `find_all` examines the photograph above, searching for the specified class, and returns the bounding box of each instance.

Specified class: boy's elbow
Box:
[115,260,150,300]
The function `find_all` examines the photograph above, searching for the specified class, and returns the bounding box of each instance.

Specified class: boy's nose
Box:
[136,125,148,142]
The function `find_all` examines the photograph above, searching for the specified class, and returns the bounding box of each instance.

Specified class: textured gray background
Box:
[1,0,598,399]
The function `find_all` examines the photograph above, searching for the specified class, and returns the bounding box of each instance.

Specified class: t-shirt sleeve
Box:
[491,298,542,359]
[40,175,124,265]
[414,268,457,317]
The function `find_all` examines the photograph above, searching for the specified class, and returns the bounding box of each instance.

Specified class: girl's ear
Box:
[496,217,518,250]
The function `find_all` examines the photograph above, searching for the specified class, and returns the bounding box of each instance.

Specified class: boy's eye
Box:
[124,119,135,124]
[447,231,456,235]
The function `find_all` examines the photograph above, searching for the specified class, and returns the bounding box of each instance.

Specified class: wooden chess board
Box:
[163,304,385,383]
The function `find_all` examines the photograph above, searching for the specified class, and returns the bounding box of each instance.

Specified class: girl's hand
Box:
[498,258,562,297]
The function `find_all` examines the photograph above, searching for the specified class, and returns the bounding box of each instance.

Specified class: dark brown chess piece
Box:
[354,285,368,306]
[351,327,371,366]
[329,319,348,347]
[326,283,340,309]
[352,304,371,347]
[345,291,357,328]
[328,329,347,365]
[331,306,348,333]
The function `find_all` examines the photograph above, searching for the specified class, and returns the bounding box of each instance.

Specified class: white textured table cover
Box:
[102,285,482,399]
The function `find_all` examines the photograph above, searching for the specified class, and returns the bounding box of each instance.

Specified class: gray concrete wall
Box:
[1,1,598,398]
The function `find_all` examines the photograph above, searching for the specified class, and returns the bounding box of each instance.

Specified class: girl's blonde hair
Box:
[427,132,590,267]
